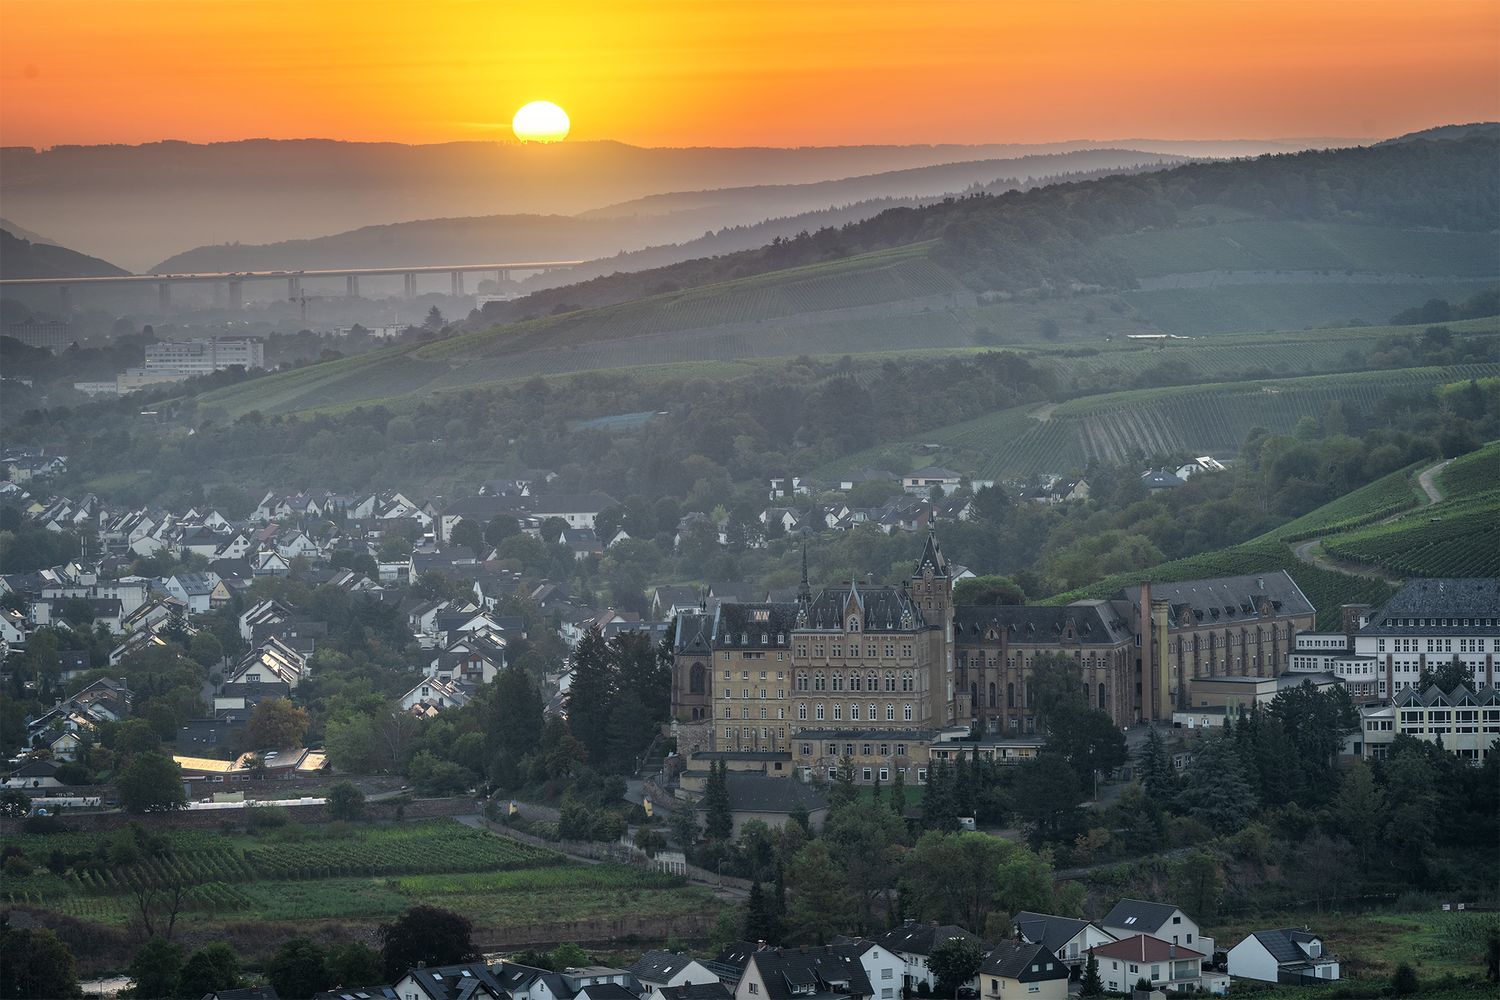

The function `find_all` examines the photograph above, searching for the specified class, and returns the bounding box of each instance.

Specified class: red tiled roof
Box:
[1089,935,1203,963]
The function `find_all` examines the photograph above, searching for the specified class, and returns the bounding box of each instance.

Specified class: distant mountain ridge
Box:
[0,228,128,280]
[0,135,1361,271]
[151,150,1183,276]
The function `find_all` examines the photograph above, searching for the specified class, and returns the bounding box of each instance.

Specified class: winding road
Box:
[1289,458,1452,583]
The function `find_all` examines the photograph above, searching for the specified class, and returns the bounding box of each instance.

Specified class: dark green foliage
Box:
[327,781,366,821]
[1176,730,1257,834]
[124,937,183,999]
[1391,962,1419,996]
[178,942,242,998]
[324,942,384,989]
[927,938,984,998]
[0,924,82,999]
[1138,727,1173,800]
[267,938,332,1000]
[1079,955,1104,998]
[117,753,186,814]
[1013,753,1084,848]
[490,664,544,787]
[744,880,784,945]
[703,760,733,842]
[378,905,478,981]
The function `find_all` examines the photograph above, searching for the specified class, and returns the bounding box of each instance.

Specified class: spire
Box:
[798,544,811,605]
[916,520,948,577]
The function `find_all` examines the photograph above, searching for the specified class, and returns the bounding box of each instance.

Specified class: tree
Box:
[1013,753,1084,847]
[118,753,186,813]
[177,942,242,998]
[0,790,30,818]
[823,799,906,932]
[379,905,478,981]
[247,697,310,750]
[830,754,859,809]
[566,625,613,763]
[424,305,445,330]
[1391,962,1419,996]
[928,938,984,1000]
[449,517,484,554]
[903,831,1006,931]
[124,937,183,999]
[1137,727,1173,800]
[786,841,854,943]
[0,925,82,999]
[1419,655,1472,695]
[922,762,959,832]
[1043,707,1127,787]
[1331,759,1385,868]
[484,515,520,547]
[324,942,384,989]
[267,938,331,1000]
[1079,954,1104,998]
[1175,731,1256,834]
[994,843,1056,916]
[1170,850,1223,924]
[889,767,907,819]
[744,880,783,945]
[1030,653,1086,732]
[328,780,366,821]
[952,575,1026,606]
[704,760,734,842]
[114,717,162,757]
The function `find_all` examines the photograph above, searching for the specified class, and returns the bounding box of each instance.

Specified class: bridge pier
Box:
[157,282,171,310]
[450,271,465,296]
[346,275,360,298]
[403,273,418,297]
[228,280,243,310]
[496,268,509,285]
[287,276,302,300]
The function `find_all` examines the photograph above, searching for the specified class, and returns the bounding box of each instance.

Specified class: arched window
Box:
[848,616,861,633]
[796,673,809,692]
[1099,684,1107,710]
[1007,682,1015,708]
[868,703,876,720]
[798,704,807,721]
[886,703,895,721]
[851,703,861,721]
[884,672,897,692]
[831,672,844,692]
[689,662,705,695]
[850,673,862,691]
[988,682,997,709]
[901,671,914,693]
[903,703,913,721]
[814,672,826,692]
[867,671,879,691]
[815,703,825,721]
[832,704,842,721]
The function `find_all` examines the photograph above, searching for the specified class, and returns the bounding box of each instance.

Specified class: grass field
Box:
[0,819,716,940]
[1209,908,1498,996]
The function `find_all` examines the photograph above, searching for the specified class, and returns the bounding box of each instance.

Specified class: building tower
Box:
[911,523,956,723]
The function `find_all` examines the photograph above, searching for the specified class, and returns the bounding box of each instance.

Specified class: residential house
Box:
[1227,928,1339,984]
[400,676,472,714]
[870,923,984,993]
[1100,899,1213,959]
[651,586,703,622]
[240,600,293,642]
[843,942,904,1000]
[902,467,962,494]
[649,984,732,1000]
[164,572,219,614]
[627,953,722,994]
[574,986,640,1000]
[978,941,1068,1000]
[1175,457,1226,481]
[3,759,64,789]
[1139,470,1183,492]
[391,963,505,1000]
[1085,937,1225,995]
[734,945,874,1000]
[1013,911,1118,971]
[721,772,830,836]
[226,637,308,689]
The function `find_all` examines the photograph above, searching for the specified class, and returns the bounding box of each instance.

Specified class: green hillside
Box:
[1050,443,1500,626]
[823,360,1500,482]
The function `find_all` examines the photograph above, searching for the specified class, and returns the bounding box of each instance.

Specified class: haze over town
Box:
[0,3,1497,1000]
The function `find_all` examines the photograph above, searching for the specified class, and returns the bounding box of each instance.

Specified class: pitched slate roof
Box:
[576,985,639,1000]
[655,985,732,1000]
[872,922,982,958]
[980,940,1067,983]
[748,946,874,1000]
[954,603,1132,646]
[402,963,504,1000]
[1360,577,1500,635]
[801,583,926,633]
[714,603,799,650]
[1013,911,1101,954]
[628,952,701,984]
[1245,928,1329,965]
[1119,571,1314,627]
[724,773,829,815]
[1100,898,1182,935]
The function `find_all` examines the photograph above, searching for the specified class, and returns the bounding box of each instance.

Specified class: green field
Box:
[1323,491,1500,578]
[1,819,716,940]
[1261,462,1428,543]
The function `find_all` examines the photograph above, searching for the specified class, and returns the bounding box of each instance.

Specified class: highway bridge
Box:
[0,259,585,310]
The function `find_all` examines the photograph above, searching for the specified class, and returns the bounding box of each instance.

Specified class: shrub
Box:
[246,805,292,830]
[1390,962,1419,996]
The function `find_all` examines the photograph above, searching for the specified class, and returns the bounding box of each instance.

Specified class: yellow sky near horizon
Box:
[1,0,1497,148]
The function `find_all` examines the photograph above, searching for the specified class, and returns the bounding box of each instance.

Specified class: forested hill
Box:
[483,134,1500,323]
[0,228,128,280]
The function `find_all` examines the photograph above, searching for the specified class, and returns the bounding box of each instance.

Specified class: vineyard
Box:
[0,819,717,935]
[1323,493,1500,579]
[1260,462,1426,543]
[1438,441,1500,498]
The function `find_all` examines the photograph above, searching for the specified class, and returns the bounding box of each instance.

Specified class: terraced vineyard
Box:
[1323,492,1500,578]
[869,364,1500,481]
[1438,441,1500,498]
[0,819,716,938]
[1260,462,1425,543]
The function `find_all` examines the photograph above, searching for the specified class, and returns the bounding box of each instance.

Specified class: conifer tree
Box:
[1138,726,1172,800]
[704,760,734,841]
[1080,955,1104,998]
[890,768,907,819]
[566,625,613,763]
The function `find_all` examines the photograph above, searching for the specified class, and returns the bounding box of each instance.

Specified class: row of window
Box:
[795,644,916,659]
[1387,617,1498,628]
[796,702,916,722]
[800,741,911,757]
[796,671,915,692]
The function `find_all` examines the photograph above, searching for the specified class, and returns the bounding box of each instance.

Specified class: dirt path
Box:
[1288,458,1451,585]
[1029,402,1059,422]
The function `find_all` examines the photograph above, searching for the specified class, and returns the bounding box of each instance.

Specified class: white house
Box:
[1100,899,1213,960]
[626,952,721,993]
[1086,936,1225,995]
[848,941,905,1000]
[399,676,471,714]
[871,922,984,993]
[1227,928,1339,984]
[1014,911,1118,971]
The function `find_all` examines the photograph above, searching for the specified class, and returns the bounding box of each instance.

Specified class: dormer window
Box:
[849,617,861,633]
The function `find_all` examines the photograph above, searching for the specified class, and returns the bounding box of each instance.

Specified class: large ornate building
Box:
[670,527,1317,761]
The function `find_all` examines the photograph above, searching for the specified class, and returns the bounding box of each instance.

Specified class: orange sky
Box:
[2,0,1497,148]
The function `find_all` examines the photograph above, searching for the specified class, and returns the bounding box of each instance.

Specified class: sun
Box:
[512,101,571,143]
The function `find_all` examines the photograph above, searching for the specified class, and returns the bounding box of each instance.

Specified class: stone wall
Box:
[0,795,475,834]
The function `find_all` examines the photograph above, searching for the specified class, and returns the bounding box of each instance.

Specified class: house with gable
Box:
[1085,936,1225,995]
[734,945,875,1000]
[226,637,308,689]
[1100,899,1213,960]
[1227,928,1339,984]
[1013,911,1117,972]
[978,940,1068,1000]
[627,953,722,994]
[391,962,506,1000]
[870,923,984,993]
